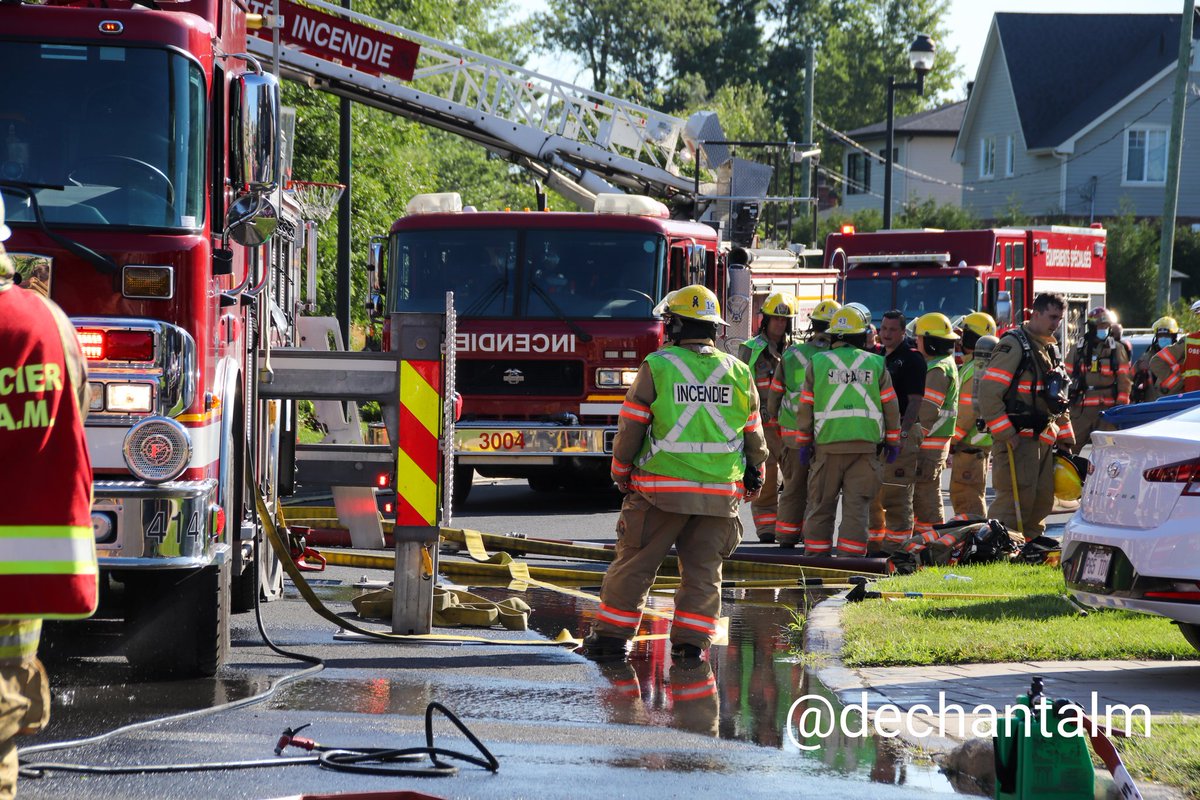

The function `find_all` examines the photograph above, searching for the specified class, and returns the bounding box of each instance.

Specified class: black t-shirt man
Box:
[886,338,927,417]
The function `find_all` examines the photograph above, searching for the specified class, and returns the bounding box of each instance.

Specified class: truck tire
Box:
[528,473,560,493]
[454,463,474,505]
[1178,622,1200,654]
[125,560,230,678]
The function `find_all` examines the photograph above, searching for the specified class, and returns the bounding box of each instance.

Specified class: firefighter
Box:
[1135,316,1180,402]
[769,298,840,549]
[793,305,901,557]
[1064,306,1130,452]
[871,310,927,553]
[949,312,997,518]
[977,292,1075,539]
[580,285,768,662]
[0,190,96,800]
[738,291,797,543]
[1148,304,1200,398]
[912,313,960,539]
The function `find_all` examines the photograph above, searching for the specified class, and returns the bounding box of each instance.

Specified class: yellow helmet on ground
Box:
[762,291,799,317]
[811,299,841,323]
[1054,453,1083,502]
[665,284,727,325]
[1153,316,1180,335]
[827,305,869,336]
[915,312,960,340]
[961,311,997,338]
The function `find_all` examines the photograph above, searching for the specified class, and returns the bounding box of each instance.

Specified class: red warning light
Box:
[841,224,855,235]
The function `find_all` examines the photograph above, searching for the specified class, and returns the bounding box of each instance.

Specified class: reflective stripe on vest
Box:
[742,335,775,395]
[778,341,825,431]
[636,347,753,484]
[1181,336,1200,393]
[926,354,960,440]
[811,347,887,444]
[0,525,98,620]
[0,620,42,660]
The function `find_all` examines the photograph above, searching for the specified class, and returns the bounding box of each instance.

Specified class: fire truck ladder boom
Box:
[247,0,700,209]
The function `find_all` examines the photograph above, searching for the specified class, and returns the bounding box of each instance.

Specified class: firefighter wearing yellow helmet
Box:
[1142,311,1180,400]
[906,313,961,543]
[766,298,841,547]
[737,291,797,542]
[581,284,767,662]
[1065,305,1130,453]
[950,312,997,518]
[789,304,901,557]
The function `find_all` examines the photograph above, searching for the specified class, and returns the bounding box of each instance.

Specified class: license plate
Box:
[464,430,528,452]
[1079,546,1113,585]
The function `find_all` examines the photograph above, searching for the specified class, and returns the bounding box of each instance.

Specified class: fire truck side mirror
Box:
[224,194,278,248]
[367,236,387,292]
[231,71,281,190]
[995,290,1013,326]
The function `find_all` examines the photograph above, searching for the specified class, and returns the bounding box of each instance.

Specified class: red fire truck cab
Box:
[380,192,722,498]
[825,225,1107,336]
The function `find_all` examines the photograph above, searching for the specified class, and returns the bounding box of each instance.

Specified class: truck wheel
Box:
[125,560,230,678]
[528,473,560,493]
[1178,622,1200,654]
[454,464,474,505]
[231,529,284,613]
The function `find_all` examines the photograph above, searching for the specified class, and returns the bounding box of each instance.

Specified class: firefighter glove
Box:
[884,444,902,464]
[743,462,764,494]
[797,445,814,466]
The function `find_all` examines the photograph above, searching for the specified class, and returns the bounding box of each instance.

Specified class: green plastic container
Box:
[994,681,1094,800]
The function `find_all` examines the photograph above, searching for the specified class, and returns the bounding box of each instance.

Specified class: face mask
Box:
[1158,336,1174,349]
[1094,327,1109,340]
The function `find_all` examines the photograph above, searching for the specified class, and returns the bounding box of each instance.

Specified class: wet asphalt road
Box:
[19,478,963,799]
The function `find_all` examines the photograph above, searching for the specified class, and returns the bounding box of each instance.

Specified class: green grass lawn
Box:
[839,563,1197,667]
[1108,716,1200,799]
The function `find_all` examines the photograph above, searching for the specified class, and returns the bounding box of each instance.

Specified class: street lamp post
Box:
[883,34,937,229]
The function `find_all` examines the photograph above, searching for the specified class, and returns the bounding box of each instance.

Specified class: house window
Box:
[980,137,995,179]
[1125,127,1167,184]
[846,152,871,195]
[1005,136,1015,177]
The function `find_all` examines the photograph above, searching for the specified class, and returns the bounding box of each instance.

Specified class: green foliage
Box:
[895,197,978,231]
[1104,209,1160,328]
[684,81,784,144]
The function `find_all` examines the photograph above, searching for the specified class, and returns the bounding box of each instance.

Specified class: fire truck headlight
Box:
[88,382,106,412]
[596,368,638,388]
[106,383,154,413]
[122,417,191,483]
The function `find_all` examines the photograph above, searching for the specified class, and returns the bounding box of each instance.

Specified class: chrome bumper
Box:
[454,424,616,463]
[92,479,224,568]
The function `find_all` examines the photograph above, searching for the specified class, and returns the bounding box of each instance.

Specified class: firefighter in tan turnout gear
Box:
[1064,306,1130,452]
[580,285,768,662]
[977,292,1075,539]
[738,291,797,543]
[767,298,840,549]
[911,313,960,540]
[792,305,901,557]
[949,312,997,518]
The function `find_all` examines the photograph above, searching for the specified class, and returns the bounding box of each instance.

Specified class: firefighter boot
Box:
[578,632,631,662]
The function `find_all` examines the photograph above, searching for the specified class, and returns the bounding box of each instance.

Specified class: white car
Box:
[1063,404,1200,653]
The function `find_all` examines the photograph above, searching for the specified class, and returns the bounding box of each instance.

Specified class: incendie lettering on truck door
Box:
[455,333,577,353]
[1044,248,1092,268]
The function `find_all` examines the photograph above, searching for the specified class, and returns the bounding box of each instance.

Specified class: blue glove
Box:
[797,445,814,466]
[885,444,901,464]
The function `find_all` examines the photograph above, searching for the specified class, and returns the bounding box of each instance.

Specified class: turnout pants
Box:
[775,449,809,546]
[1069,404,1109,454]
[912,446,950,534]
[750,450,781,541]
[803,448,883,557]
[988,433,1056,539]
[949,447,989,519]
[595,493,742,649]
[0,658,50,800]
[876,434,919,553]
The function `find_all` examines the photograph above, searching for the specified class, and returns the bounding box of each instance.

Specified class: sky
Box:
[516,0,1189,95]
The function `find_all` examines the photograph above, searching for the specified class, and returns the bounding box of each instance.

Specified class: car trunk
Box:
[1082,426,1200,530]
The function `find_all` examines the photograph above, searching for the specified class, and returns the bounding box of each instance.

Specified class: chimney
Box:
[967,80,975,99]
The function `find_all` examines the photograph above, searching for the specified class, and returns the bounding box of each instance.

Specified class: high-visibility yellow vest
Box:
[636,346,754,483]
[739,334,773,396]
[926,353,960,441]
[1181,335,1200,393]
[811,347,888,444]
[778,340,828,432]
[957,359,992,448]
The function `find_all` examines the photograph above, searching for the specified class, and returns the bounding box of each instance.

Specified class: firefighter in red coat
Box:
[0,190,96,800]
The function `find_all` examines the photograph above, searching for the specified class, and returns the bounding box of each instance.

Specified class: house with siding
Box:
[839,101,965,216]
[955,11,1200,221]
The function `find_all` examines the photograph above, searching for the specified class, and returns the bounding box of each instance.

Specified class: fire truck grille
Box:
[456,360,583,397]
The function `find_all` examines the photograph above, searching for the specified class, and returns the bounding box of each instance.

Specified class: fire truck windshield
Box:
[391,228,663,318]
[844,274,978,323]
[0,42,205,231]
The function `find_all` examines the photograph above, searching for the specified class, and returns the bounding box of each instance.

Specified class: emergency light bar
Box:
[846,253,951,265]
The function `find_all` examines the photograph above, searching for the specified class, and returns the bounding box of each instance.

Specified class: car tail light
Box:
[1143,457,1200,496]
[75,329,155,361]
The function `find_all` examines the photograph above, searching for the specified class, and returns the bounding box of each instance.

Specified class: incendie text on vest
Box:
[827,367,875,385]
[0,361,61,431]
[674,383,733,405]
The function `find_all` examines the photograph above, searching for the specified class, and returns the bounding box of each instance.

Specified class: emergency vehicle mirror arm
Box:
[0,181,118,276]
[529,280,593,342]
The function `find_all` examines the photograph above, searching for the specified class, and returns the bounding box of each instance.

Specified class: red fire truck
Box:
[824,225,1107,336]
[378,193,727,498]
[2,0,293,675]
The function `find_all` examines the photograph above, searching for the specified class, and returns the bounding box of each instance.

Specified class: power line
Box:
[815,119,974,191]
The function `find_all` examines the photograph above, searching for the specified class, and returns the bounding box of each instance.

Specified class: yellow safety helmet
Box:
[961,311,997,338]
[915,312,960,341]
[665,284,727,325]
[810,299,841,323]
[827,305,869,336]
[1153,316,1180,335]
[761,291,799,317]
[1054,453,1083,502]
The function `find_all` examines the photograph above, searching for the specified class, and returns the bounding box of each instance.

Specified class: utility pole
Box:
[336,0,353,349]
[801,47,816,246]
[1157,0,1195,314]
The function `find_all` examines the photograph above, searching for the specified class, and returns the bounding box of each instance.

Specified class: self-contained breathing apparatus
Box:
[971,334,1000,434]
[976,327,1070,435]
[1068,335,1120,405]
